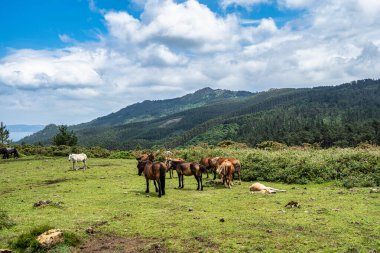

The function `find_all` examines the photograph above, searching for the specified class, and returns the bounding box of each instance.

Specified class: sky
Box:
[1,0,380,126]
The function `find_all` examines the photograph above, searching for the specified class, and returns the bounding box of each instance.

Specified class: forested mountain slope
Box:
[19,79,380,149]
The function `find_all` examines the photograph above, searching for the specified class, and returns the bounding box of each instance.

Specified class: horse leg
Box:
[145,178,150,193]
[83,160,87,170]
[213,169,217,180]
[238,171,241,185]
[200,173,203,191]
[178,173,181,188]
[194,175,200,190]
[72,162,75,171]
[157,179,162,197]
[154,181,158,192]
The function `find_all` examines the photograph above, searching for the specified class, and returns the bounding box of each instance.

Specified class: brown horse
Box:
[214,157,241,184]
[165,158,184,178]
[199,157,214,178]
[137,153,154,162]
[167,159,206,191]
[136,154,166,197]
[217,160,235,188]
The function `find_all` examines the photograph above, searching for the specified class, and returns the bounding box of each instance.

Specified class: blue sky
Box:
[0,0,301,55]
[0,0,380,126]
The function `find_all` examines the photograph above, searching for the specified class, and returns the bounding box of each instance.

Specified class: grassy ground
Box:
[0,157,379,252]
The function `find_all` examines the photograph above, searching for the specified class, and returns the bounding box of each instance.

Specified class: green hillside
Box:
[19,79,380,149]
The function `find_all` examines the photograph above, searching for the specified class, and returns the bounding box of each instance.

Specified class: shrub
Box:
[256,141,287,150]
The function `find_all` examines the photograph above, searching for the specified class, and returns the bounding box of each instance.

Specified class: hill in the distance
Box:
[19,79,380,149]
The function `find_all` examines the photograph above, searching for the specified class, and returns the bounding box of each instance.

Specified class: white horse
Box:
[68,153,88,171]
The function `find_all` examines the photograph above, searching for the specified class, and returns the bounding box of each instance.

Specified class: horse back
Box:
[176,162,193,176]
[145,162,166,180]
[199,157,211,167]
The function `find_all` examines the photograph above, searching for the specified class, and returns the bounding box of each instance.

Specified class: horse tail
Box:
[160,163,166,195]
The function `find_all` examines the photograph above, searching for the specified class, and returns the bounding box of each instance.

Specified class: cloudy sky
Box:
[1,0,380,125]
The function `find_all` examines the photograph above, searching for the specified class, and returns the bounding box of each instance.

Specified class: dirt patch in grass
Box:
[75,234,168,253]
[91,163,119,167]
[44,178,69,185]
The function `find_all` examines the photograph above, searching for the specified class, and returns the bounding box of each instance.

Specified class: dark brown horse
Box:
[0,148,19,159]
[167,159,206,191]
[136,154,166,197]
[165,157,184,178]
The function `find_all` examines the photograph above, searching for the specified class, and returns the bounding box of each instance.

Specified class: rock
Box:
[285,201,300,208]
[36,229,64,248]
[219,218,225,222]
[369,188,379,193]
[266,229,272,233]
[86,227,95,234]
[188,208,193,212]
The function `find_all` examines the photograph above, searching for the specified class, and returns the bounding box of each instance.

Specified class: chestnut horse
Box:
[167,159,206,191]
[136,154,166,197]
[209,157,241,184]
[217,160,235,188]
[199,157,214,178]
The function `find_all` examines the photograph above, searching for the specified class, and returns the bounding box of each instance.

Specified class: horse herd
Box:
[136,153,242,197]
[1,148,242,198]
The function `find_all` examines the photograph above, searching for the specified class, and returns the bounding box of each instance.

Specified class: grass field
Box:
[0,157,379,252]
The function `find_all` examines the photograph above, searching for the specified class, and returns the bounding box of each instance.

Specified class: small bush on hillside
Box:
[256,141,287,150]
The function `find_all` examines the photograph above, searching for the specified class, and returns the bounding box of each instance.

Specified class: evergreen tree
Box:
[53,125,78,146]
[0,122,10,144]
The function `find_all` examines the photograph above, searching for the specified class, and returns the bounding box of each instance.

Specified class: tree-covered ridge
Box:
[19,79,380,149]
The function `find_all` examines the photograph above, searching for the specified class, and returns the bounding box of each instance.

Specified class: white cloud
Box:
[1,0,380,124]
[105,1,241,52]
[221,0,270,9]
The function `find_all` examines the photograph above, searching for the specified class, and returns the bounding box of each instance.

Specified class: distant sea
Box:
[7,125,45,142]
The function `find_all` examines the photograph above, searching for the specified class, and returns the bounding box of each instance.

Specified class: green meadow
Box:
[0,156,379,252]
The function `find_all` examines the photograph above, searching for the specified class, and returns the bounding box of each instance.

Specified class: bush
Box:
[256,141,287,150]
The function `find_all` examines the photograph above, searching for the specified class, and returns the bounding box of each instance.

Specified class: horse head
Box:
[137,160,148,176]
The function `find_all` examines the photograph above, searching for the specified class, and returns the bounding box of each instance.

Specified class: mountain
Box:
[80,87,253,127]
[19,79,380,149]
[18,88,253,144]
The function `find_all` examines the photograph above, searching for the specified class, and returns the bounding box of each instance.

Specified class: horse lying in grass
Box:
[136,154,166,197]
[68,153,87,171]
[249,182,286,194]
[167,159,206,191]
